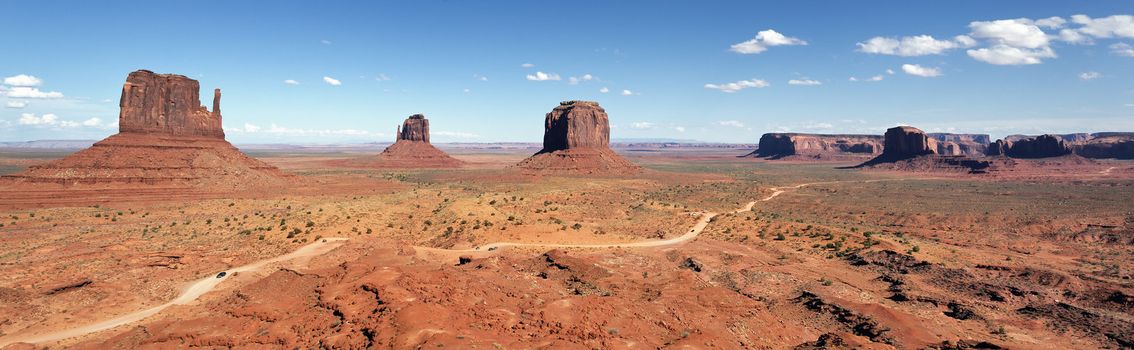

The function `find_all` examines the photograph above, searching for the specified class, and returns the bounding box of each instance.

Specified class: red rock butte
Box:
[513,101,640,174]
[2,70,289,188]
[370,114,462,168]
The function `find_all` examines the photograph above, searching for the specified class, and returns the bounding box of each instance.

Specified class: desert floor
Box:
[1,147,1132,349]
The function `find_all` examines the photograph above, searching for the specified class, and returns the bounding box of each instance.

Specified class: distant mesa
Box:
[513,101,640,174]
[2,69,289,188]
[329,114,463,169]
[989,133,1133,159]
[746,133,883,160]
[747,132,987,161]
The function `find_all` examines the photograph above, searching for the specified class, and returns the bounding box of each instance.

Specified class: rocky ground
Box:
[0,148,1132,349]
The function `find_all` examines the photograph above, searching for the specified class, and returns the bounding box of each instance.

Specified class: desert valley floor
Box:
[1,147,1132,349]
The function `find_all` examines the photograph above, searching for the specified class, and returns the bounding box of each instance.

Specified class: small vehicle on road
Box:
[216,271,227,278]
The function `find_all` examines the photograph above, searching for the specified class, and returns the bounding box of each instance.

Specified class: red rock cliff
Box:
[397,114,430,143]
[880,126,936,160]
[540,101,610,152]
[118,70,224,139]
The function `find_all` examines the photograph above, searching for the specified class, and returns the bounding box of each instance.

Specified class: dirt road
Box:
[0,238,349,347]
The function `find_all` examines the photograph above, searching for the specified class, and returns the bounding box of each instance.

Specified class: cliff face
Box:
[993,133,1134,159]
[928,133,990,157]
[754,133,882,158]
[987,135,1073,158]
[118,70,224,139]
[881,126,936,160]
[541,101,610,152]
[398,114,430,143]
[515,101,638,174]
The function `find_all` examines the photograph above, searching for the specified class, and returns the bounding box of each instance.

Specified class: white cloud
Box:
[1034,16,1068,29]
[729,29,807,54]
[6,100,28,108]
[375,74,391,81]
[5,86,64,99]
[1112,43,1134,57]
[704,78,769,93]
[568,74,595,85]
[857,35,974,56]
[18,113,58,125]
[630,122,655,129]
[525,71,560,81]
[82,117,102,127]
[1070,15,1134,39]
[849,75,884,82]
[3,74,43,87]
[1058,29,1092,44]
[788,78,822,86]
[321,39,333,45]
[621,89,635,96]
[967,45,1056,65]
[263,123,377,137]
[1079,71,1102,81]
[599,87,609,93]
[673,126,686,133]
[717,120,745,128]
[886,69,896,75]
[473,74,488,81]
[969,19,1051,49]
[322,76,342,86]
[901,64,942,77]
[283,79,299,85]
[244,122,261,132]
[463,88,470,93]
[520,63,535,68]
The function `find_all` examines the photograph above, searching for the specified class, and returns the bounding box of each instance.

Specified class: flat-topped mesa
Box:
[397,113,430,142]
[988,134,1073,158]
[880,126,937,161]
[118,70,224,139]
[752,133,883,159]
[540,100,610,153]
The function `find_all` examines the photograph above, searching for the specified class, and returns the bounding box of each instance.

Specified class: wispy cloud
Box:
[788,78,822,86]
[704,79,769,93]
[526,71,560,81]
[599,87,609,93]
[1079,71,1102,80]
[901,64,942,77]
[323,76,342,86]
[520,63,535,68]
[283,79,299,85]
[6,100,28,109]
[717,120,745,128]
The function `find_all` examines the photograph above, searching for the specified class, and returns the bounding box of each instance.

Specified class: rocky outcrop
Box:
[398,114,430,142]
[987,135,1072,159]
[928,133,989,157]
[751,133,882,159]
[2,70,289,188]
[514,101,639,174]
[118,70,224,139]
[879,126,936,161]
[332,114,462,168]
[995,133,1134,159]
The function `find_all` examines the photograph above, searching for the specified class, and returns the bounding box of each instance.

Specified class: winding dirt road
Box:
[437,182,821,253]
[2,181,829,347]
[0,238,349,347]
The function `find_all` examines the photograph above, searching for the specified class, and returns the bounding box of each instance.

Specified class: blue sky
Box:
[1,1,1132,143]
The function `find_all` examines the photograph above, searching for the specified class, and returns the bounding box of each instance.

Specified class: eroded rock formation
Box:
[987,135,1072,159]
[751,133,882,160]
[514,101,639,174]
[879,126,937,161]
[2,70,288,188]
[118,70,224,139]
[398,114,430,143]
[928,133,990,157]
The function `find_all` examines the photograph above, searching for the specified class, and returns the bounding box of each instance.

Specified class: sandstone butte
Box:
[857,126,993,173]
[513,101,640,175]
[370,114,463,168]
[1,70,288,188]
[748,132,988,161]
